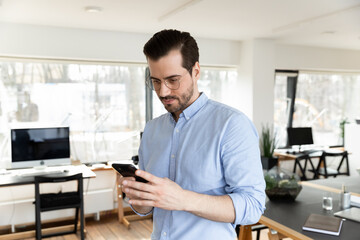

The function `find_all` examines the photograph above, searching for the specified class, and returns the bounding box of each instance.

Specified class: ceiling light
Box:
[85,6,103,13]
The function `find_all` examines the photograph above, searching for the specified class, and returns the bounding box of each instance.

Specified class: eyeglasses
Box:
[146,76,182,91]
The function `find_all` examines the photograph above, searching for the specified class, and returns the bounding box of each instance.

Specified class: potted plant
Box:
[264,168,302,201]
[259,124,278,170]
[339,118,349,146]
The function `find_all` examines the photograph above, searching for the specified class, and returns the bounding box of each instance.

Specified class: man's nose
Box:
[158,81,171,96]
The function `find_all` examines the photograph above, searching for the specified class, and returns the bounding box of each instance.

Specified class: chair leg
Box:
[296,160,307,181]
[80,203,85,240]
[74,207,79,233]
[35,183,42,240]
[337,154,350,176]
[308,158,317,179]
[256,229,261,240]
[293,161,297,173]
[345,154,350,176]
[323,156,328,178]
[35,209,41,240]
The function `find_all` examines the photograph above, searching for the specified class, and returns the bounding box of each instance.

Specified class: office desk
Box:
[301,176,360,197]
[240,176,360,240]
[274,151,321,180]
[0,165,96,187]
[0,165,95,240]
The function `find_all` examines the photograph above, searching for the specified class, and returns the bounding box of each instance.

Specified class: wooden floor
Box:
[20,214,290,240]
[22,214,153,240]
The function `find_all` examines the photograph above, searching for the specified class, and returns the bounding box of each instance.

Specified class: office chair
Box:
[131,155,139,165]
[315,150,349,178]
[293,153,317,180]
[34,173,84,240]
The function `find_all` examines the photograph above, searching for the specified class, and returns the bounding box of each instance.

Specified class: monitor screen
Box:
[11,127,70,169]
[287,127,314,146]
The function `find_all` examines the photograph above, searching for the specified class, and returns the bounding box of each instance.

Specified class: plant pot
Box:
[264,167,302,201]
[265,186,302,201]
[261,156,278,170]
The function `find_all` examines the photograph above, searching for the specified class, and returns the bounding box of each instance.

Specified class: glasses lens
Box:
[165,79,180,90]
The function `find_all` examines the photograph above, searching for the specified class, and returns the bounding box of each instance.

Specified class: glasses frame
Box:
[145,72,188,91]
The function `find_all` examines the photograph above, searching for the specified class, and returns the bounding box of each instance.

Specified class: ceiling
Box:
[1,0,360,50]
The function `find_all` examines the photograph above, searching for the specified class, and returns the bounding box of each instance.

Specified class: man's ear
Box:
[192,62,200,80]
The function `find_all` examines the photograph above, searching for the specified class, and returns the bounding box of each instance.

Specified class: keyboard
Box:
[285,149,322,155]
[18,169,65,177]
[300,149,321,155]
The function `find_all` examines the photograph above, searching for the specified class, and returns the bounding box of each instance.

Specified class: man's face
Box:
[148,50,200,118]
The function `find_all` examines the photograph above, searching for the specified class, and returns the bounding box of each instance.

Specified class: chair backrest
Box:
[322,150,348,157]
[35,173,83,209]
[35,173,82,184]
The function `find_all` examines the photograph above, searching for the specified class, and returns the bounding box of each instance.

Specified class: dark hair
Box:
[143,29,199,75]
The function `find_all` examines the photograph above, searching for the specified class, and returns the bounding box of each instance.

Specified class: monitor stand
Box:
[298,145,302,152]
[33,165,47,171]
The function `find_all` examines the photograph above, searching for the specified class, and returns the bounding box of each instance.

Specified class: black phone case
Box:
[112,163,148,183]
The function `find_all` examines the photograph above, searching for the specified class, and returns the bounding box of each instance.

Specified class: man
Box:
[121,29,265,240]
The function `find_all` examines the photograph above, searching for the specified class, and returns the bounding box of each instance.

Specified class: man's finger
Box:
[128,199,155,207]
[135,170,160,184]
[125,187,155,200]
[123,179,155,193]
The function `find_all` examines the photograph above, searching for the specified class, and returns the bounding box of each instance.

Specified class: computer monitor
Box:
[11,127,71,169]
[287,127,314,148]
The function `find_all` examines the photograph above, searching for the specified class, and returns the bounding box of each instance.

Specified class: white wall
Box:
[275,44,360,71]
[237,39,275,132]
[0,22,241,66]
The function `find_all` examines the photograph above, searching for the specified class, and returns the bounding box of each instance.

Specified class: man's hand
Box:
[118,175,153,214]
[122,170,235,223]
[122,170,187,211]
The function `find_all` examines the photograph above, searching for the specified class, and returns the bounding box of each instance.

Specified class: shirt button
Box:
[171,154,175,158]
[176,129,179,133]
[163,232,167,236]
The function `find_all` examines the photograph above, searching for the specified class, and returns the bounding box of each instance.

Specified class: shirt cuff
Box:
[228,193,264,226]
[130,204,154,216]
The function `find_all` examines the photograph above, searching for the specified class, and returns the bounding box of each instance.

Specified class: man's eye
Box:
[168,79,178,83]
[152,80,161,84]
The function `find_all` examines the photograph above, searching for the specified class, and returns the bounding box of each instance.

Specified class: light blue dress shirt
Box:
[137,93,266,240]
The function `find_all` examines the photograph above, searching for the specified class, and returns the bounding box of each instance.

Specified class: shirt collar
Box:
[180,92,208,120]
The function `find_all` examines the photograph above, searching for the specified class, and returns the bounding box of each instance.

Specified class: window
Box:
[152,67,239,118]
[274,70,360,147]
[0,58,238,168]
[0,59,146,167]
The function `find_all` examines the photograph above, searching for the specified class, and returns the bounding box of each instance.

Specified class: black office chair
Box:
[315,150,349,178]
[292,153,317,180]
[131,155,139,165]
[34,173,84,240]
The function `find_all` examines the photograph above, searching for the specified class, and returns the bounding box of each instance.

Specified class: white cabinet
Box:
[0,168,117,228]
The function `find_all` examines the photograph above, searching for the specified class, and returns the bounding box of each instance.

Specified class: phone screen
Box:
[112,163,148,183]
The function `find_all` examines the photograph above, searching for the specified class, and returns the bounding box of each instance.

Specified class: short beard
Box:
[159,84,194,114]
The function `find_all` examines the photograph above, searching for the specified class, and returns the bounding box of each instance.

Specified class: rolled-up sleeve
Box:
[221,114,266,225]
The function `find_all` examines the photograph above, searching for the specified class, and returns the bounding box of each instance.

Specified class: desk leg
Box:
[116,174,130,228]
[238,225,252,240]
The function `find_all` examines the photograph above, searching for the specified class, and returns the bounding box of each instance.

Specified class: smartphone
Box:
[112,163,148,183]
